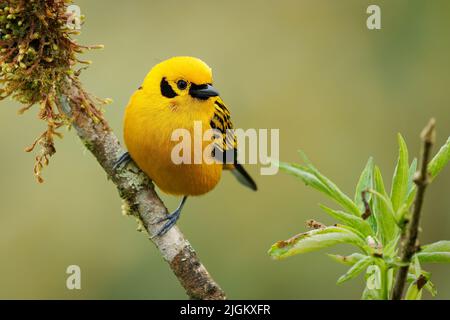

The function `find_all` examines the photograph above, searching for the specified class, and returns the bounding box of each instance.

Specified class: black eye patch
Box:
[160,77,177,98]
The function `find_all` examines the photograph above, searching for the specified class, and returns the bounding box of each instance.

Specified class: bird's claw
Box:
[113,152,131,170]
[151,215,170,225]
[150,209,182,239]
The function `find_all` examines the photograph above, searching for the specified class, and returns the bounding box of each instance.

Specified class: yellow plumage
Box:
[124,56,256,198]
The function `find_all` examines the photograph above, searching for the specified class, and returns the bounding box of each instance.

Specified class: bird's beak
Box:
[189,84,220,99]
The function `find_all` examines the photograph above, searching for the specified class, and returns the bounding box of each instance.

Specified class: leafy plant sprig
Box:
[269,120,450,300]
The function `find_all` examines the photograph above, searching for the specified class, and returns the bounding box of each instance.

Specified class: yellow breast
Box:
[123,90,222,196]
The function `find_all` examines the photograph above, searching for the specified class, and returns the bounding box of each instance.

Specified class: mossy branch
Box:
[0,0,225,300]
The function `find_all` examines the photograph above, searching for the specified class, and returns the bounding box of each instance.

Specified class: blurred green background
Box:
[0,0,449,299]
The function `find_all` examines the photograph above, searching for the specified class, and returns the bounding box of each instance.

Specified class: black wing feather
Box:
[210,98,257,191]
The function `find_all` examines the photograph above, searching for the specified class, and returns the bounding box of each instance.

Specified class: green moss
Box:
[0,0,108,182]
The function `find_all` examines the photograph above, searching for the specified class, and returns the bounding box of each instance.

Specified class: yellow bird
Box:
[117,56,257,236]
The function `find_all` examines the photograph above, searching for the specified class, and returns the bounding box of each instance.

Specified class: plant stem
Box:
[391,119,436,300]
[375,259,389,300]
[382,265,390,300]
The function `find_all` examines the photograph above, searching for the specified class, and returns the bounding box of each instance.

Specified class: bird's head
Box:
[141,56,220,109]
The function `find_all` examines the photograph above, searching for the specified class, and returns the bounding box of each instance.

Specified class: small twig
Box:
[391,118,436,300]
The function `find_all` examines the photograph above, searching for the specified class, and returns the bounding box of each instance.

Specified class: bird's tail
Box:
[231,163,257,191]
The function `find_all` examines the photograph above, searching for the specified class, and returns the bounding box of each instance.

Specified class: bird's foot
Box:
[151,211,176,225]
[151,196,187,238]
[113,152,131,170]
[151,209,182,238]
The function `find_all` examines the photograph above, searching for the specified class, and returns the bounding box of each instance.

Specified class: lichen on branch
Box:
[0,0,108,182]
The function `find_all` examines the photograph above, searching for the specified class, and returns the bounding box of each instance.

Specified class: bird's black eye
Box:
[177,80,188,90]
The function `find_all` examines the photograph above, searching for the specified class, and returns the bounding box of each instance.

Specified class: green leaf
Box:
[372,167,398,245]
[416,253,450,263]
[421,240,450,252]
[428,136,450,181]
[298,151,361,216]
[319,204,373,237]
[406,187,417,208]
[416,240,450,263]
[405,265,427,301]
[278,162,332,197]
[279,153,361,217]
[334,224,367,241]
[384,234,400,257]
[354,157,374,212]
[413,255,422,277]
[268,226,367,260]
[407,158,417,195]
[369,189,396,219]
[399,188,416,220]
[407,271,436,296]
[391,134,409,213]
[405,281,423,300]
[424,280,438,297]
[337,256,373,284]
[367,196,378,235]
[406,273,416,282]
[327,253,367,266]
[396,158,419,222]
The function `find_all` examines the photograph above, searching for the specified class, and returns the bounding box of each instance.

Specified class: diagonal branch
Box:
[391,118,436,300]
